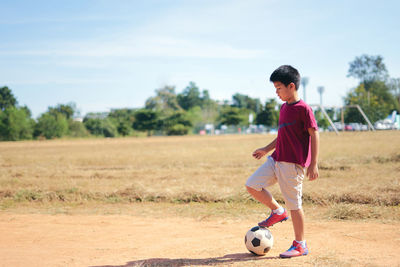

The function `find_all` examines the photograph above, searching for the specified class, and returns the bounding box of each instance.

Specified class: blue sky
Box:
[1,0,399,118]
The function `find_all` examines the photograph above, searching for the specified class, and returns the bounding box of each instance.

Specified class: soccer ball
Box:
[244,226,274,256]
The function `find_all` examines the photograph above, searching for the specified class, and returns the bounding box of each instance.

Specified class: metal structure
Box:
[310,104,339,134]
[310,104,375,135]
[340,105,375,131]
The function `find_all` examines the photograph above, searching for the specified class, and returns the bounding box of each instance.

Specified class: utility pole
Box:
[317,86,325,106]
[301,77,309,103]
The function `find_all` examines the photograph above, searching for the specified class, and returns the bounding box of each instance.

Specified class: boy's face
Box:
[273,81,297,102]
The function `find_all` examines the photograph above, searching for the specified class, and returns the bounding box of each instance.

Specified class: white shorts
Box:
[245,156,305,210]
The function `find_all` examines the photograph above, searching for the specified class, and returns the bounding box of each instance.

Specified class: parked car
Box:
[328,122,369,132]
[344,125,353,131]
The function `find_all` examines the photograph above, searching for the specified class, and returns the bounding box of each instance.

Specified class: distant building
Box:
[84,112,109,120]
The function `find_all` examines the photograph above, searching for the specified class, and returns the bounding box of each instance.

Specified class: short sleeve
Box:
[304,105,318,131]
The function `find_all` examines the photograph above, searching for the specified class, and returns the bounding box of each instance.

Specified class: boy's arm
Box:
[307,128,319,180]
[252,138,277,160]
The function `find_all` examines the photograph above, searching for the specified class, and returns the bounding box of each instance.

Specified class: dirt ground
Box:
[1,213,399,267]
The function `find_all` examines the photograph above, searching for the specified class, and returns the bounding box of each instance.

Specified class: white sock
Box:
[296,240,306,248]
[273,206,284,215]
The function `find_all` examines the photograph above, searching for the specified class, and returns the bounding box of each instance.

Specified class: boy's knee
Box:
[289,207,303,212]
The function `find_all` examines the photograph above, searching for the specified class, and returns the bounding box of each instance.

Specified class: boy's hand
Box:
[252,148,267,160]
[307,163,319,181]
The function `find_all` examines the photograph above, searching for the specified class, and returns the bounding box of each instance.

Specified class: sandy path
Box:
[0,213,399,267]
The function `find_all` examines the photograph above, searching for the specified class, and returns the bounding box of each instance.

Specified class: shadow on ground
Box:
[91,252,280,267]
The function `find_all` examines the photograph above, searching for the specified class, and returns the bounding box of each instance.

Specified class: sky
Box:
[1,0,399,118]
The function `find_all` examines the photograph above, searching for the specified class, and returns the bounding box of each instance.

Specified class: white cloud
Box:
[0,14,130,25]
[1,0,273,61]
[2,78,116,86]
[3,35,267,60]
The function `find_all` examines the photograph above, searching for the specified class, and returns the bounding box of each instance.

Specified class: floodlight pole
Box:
[301,77,309,103]
[317,86,324,106]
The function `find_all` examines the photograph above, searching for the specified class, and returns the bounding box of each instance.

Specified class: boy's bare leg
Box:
[290,209,305,241]
[246,186,280,210]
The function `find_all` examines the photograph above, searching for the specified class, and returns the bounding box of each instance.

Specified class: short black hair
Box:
[269,65,301,90]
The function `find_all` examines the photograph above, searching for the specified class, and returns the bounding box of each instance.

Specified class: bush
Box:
[116,121,131,136]
[163,111,192,135]
[83,117,118,137]
[133,109,161,136]
[101,119,118,137]
[166,123,189,135]
[68,120,90,138]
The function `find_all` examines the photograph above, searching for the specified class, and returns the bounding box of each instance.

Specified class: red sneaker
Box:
[279,240,309,258]
[258,209,289,228]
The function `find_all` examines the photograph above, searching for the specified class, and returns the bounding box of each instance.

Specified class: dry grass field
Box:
[1,131,400,266]
[1,131,399,219]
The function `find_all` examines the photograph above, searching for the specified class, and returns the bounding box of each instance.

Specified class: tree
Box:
[201,89,211,104]
[198,89,219,126]
[177,82,202,110]
[0,107,34,141]
[231,93,247,108]
[0,86,17,111]
[347,54,389,85]
[132,109,160,136]
[48,103,77,120]
[344,82,399,123]
[35,103,82,139]
[314,109,330,129]
[255,99,279,127]
[99,119,118,137]
[186,106,206,133]
[83,117,103,136]
[34,113,68,139]
[162,111,192,135]
[68,120,89,138]
[231,93,262,113]
[108,108,136,136]
[108,108,136,123]
[145,86,181,113]
[83,116,118,137]
[116,121,131,136]
[345,54,399,122]
[389,78,400,108]
[218,106,243,126]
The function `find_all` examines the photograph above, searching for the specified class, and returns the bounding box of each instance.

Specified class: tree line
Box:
[0,82,280,140]
[344,54,399,123]
[0,54,399,141]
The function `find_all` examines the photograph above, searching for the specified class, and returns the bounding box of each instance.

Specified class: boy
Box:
[245,65,319,258]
